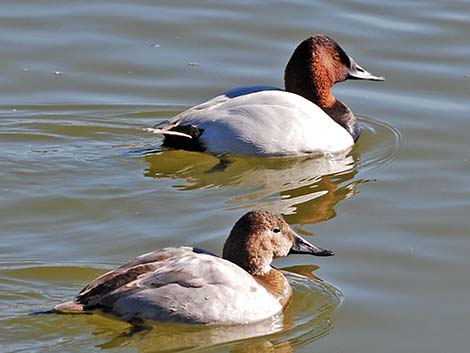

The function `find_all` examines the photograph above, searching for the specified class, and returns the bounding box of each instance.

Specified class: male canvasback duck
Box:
[54,210,333,325]
[145,35,383,156]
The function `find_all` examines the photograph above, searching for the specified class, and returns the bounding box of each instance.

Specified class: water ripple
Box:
[356,116,404,172]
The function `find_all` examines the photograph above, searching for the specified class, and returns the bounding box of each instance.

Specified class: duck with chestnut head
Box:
[145,35,383,156]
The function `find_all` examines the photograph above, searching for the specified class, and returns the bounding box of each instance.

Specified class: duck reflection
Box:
[88,265,341,353]
[144,149,362,225]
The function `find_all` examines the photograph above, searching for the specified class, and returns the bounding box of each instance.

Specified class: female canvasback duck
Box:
[145,35,383,156]
[54,210,333,325]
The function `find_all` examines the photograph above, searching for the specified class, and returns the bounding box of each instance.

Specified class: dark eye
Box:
[272,227,281,233]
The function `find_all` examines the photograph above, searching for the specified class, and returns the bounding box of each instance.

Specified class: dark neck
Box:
[322,100,360,141]
[284,71,358,140]
[285,86,360,140]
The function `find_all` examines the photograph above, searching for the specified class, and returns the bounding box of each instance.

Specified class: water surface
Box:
[1,1,470,352]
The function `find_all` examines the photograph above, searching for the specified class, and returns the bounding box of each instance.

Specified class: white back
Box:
[170,90,353,156]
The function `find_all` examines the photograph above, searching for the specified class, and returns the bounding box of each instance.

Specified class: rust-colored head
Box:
[284,35,383,108]
[222,210,333,276]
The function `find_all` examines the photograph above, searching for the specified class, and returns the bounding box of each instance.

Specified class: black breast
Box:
[322,100,360,141]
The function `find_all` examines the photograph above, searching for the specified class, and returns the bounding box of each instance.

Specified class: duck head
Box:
[222,210,333,276]
[284,34,384,108]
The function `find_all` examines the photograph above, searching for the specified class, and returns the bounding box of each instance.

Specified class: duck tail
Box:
[53,301,85,313]
[29,301,85,315]
[143,127,193,139]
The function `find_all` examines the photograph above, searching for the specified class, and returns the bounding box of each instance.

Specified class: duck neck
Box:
[323,99,360,141]
[287,85,359,141]
[253,268,293,309]
[223,247,272,277]
[284,47,336,108]
[223,227,273,276]
[285,78,358,140]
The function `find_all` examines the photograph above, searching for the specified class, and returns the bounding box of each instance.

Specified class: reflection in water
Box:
[144,150,362,225]
[85,268,342,353]
[140,115,402,226]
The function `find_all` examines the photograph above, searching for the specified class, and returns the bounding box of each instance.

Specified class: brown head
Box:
[222,210,333,276]
[284,35,384,108]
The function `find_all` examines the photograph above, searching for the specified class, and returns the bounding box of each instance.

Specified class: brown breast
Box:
[253,268,293,309]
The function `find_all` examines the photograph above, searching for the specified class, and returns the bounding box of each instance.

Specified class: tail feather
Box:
[29,301,86,315]
[144,123,205,151]
[53,301,85,313]
[143,127,193,139]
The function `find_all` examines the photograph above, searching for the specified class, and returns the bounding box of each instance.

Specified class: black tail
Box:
[162,125,205,152]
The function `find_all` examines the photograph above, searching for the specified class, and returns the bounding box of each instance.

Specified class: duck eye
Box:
[272,227,281,234]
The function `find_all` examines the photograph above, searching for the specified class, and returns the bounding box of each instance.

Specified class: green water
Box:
[1,1,470,352]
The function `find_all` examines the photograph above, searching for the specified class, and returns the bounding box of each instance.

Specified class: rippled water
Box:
[1,0,470,352]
